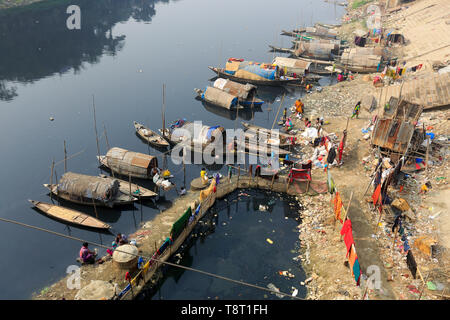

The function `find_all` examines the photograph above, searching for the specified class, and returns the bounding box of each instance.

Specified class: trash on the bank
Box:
[427,281,437,291]
[279,270,295,278]
[267,283,283,298]
[266,238,274,244]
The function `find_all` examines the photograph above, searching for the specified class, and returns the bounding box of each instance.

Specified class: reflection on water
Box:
[0,0,162,101]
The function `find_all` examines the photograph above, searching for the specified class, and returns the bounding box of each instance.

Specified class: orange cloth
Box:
[295,100,304,113]
[333,192,343,222]
[348,244,357,274]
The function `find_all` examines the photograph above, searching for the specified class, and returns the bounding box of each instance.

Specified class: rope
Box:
[0,216,304,300]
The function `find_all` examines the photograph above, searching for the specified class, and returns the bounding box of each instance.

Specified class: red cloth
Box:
[340,219,354,257]
[372,184,382,205]
[338,134,346,163]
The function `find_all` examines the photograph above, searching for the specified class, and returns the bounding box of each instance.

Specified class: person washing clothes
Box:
[285,117,293,131]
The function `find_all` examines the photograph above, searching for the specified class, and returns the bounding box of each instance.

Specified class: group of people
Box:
[79,233,129,265]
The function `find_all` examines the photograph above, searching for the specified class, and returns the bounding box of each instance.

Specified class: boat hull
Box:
[29,200,111,230]
[208,67,302,87]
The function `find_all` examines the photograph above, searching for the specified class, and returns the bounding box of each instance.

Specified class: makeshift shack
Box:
[294,41,338,60]
[272,57,311,77]
[200,87,238,110]
[338,47,383,73]
[213,78,256,100]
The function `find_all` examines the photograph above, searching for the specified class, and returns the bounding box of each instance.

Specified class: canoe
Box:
[134,121,169,148]
[29,200,111,230]
[208,66,302,87]
[43,183,138,207]
[99,174,157,198]
[242,122,296,140]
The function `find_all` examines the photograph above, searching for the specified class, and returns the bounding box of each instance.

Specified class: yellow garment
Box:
[162,169,171,178]
[200,170,208,184]
[421,184,428,193]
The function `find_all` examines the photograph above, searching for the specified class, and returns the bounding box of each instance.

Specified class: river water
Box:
[0,0,344,299]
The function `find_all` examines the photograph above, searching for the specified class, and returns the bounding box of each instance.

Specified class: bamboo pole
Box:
[50,159,55,201]
[103,124,114,178]
[91,197,99,220]
[271,93,285,131]
[92,95,101,167]
[418,272,430,300]
[63,140,67,173]
[129,173,132,199]
[162,84,166,138]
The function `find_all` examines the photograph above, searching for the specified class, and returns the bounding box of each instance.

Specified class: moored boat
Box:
[29,199,111,230]
[242,122,296,140]
[134,121,169,148]
[43,172,138,207]
[99,174,157,198]
[97,147,159,180]
[208,66,301,87]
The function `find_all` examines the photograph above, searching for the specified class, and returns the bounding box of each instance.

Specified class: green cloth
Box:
[170,206,192,240]
[327,170,335,194]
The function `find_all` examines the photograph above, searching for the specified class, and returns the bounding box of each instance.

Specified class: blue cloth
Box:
[207,126,220,140]
[195,204,201,215]
[137,256,144,269]
[426,132,435,140]
[157,237,173,255]
[353,258,361,284]
[240,64,276,80]
[118,284,131,298]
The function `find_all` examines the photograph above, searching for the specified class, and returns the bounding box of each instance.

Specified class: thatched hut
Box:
[56,172,120,206]
[102,147,158,179]
[272,57,311,77]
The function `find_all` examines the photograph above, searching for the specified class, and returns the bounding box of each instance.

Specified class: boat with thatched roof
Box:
[43,172,138,207]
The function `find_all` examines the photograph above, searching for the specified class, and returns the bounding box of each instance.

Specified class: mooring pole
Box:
[63,140,67,173]
[92,95,101,167]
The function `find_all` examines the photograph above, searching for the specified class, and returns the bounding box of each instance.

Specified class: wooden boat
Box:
[99,174,157,198]
[235,140,291,156]
[43,172,138,207]
[134,121,169,148]
[195,88,264,108]
[159,120,226,153]
[29,200,111,230]
[242,130,292,148]
[241,122,296,140]
[208,66,302,87]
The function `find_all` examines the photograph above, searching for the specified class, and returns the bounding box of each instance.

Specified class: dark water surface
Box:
[143,189,306,300]
[0,0,344,299]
